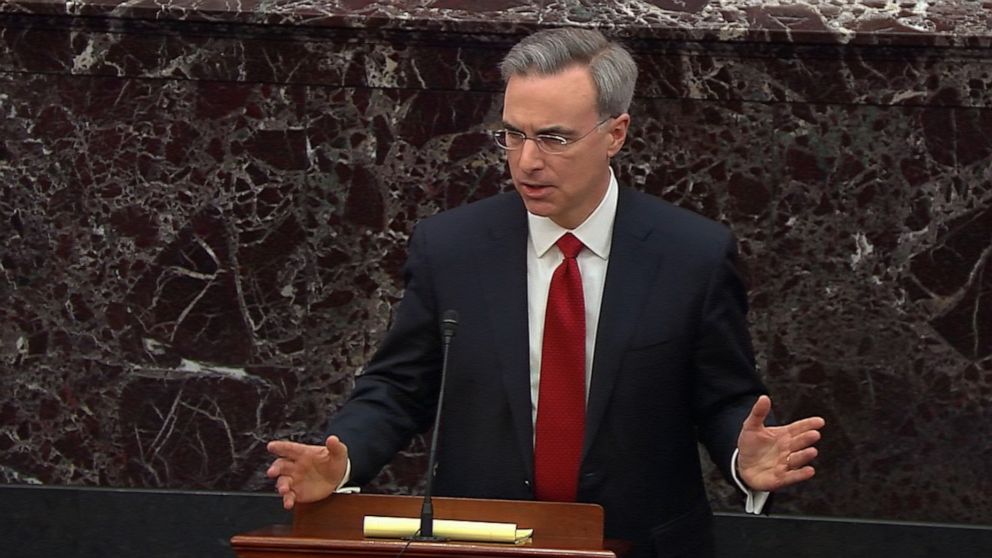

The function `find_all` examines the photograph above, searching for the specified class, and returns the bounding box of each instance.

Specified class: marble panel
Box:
[758,100,992,521]
[631,40,992,108]
[0,61,508,492]
[3,1,991,46]
[540,0,992,47]
[1,0,991,528]
[68,0,544,34]
[0,18,512,91]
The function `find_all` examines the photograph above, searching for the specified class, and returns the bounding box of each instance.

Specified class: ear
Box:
[606,113,630,158]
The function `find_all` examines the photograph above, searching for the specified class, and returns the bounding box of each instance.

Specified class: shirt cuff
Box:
[334,458,360,493]
[731,448,770,514]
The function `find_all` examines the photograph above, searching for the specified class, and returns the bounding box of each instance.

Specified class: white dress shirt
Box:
[526,169,618,419]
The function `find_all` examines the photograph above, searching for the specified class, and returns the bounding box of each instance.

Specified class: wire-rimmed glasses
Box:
[491,116,614,155]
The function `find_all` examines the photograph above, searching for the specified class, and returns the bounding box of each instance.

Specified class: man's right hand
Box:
[266,435,349,510]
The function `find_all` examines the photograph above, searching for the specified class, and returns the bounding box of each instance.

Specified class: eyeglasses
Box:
[491,116,614,155]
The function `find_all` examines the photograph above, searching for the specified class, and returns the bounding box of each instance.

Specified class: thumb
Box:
[742,395,772,431]
[325,435,348,460]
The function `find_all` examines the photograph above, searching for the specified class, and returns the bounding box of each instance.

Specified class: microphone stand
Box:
[411,310,458,542]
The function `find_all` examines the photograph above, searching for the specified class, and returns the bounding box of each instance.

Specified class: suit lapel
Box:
[476,195,535,478]
[583,189,663,459]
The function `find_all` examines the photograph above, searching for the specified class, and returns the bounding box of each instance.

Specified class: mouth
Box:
[520,182,551,191]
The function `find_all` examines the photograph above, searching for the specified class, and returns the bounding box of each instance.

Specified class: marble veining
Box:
[1,1,990,45]
[1,0,990,527]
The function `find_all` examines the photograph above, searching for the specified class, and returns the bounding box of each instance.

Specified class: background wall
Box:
[1,0,990,533]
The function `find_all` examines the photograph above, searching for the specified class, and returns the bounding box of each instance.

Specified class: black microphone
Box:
[414,309,459,541]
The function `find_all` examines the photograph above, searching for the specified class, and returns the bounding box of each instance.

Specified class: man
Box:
[267,28,824,557]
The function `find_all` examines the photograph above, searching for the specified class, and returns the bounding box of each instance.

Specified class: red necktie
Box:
[534,233,586,502]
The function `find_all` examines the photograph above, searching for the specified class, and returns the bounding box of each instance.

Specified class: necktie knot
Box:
[556,233,583,259]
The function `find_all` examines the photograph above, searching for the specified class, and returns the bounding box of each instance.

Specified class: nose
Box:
[515,138,545,173]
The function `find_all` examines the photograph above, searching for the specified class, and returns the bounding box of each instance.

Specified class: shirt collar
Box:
[528,168,618,260]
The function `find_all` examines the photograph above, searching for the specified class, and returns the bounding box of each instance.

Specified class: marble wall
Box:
[1,0,989,527]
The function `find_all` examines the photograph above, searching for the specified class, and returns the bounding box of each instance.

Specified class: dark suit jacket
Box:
[327,187,767,557]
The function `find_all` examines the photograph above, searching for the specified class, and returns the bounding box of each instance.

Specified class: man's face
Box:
[501,65,629,229]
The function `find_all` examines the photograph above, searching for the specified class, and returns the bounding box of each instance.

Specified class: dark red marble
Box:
[1,0,990,528]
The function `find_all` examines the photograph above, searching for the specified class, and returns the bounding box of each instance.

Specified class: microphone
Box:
[414,309,459,541]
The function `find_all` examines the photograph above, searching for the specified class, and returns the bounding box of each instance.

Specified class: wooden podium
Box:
[230,493,622,557]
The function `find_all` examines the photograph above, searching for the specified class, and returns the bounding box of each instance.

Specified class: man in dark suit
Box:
[267,27,824,557]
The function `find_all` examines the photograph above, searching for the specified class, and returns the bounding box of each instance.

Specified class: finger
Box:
[741,395,772,431]
[787,429,822,452]
[276,476,296,509]
[266,458,286,479]
[785,416,825,435]
[785,447,818,469]
[267,440,307,459]
[276,475,293,496]
[778,465,817,488]
[266,457,299,479]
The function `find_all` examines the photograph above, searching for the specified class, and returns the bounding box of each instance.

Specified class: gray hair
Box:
[499,27,638,117]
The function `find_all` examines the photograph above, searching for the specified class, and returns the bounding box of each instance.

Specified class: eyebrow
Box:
[501,121,575,136]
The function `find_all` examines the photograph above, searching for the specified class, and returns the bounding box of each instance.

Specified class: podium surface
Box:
[231,493,619,558]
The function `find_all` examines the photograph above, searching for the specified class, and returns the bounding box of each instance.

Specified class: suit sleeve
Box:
[323,223,443,485]
[692,233,768,483]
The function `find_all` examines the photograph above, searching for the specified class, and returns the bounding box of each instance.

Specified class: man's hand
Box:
[737,395,825,492]
[266,435,349,510]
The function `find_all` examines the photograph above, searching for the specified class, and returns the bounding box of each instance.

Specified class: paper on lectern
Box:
[363,515,533,543]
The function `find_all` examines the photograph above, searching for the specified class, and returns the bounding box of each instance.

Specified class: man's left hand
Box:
[737,395,825,492]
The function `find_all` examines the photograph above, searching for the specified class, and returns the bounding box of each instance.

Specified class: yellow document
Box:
[363,515,533,544]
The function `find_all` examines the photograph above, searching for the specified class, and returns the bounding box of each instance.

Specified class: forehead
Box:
[502,65,599,128]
